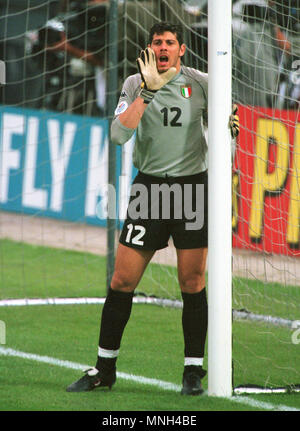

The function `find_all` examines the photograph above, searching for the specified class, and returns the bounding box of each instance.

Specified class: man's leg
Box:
[66,244,154,392]
[96,244,155,370]
[176,247,208,395]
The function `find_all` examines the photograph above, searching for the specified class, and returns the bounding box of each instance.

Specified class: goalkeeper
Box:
[67,21,239,395]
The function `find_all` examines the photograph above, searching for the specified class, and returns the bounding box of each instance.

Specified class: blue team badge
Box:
[181,85,192,98]
[115,101,128,115]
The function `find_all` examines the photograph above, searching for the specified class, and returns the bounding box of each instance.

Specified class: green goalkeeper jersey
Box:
[111,65,208,177]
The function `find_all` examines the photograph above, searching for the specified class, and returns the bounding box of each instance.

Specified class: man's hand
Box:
[229,104,240,138]
[137,47,177,103]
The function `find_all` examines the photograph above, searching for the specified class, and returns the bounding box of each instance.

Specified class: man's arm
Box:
[110,80,147,146]
[111,47,177,144]
[118,96,148,129]
[117,47,177,129]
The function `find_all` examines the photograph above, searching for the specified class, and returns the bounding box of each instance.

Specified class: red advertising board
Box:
[232,105,300,257]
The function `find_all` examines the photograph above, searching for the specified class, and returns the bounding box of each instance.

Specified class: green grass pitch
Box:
[0,239,299,411]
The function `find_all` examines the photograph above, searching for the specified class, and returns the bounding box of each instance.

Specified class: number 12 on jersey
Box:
[125,224,146,246]
[160,107,182,127]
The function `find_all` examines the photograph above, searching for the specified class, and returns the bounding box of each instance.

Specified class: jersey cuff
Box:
[111,116,135,146]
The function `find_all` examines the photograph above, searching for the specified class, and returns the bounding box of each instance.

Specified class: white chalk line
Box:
[0,346,299,411]
[0,297,297,329]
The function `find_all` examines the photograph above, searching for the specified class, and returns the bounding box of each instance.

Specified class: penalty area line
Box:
[0,346,298,412]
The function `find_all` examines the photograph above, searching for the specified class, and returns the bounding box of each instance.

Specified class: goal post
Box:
[208,0,233,397]
[106,0,119,288]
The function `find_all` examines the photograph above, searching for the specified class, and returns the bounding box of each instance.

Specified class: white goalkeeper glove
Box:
[137,47,177,104]
[229,104,240,138]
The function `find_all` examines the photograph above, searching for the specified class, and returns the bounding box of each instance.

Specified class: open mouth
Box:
[158,55,169,65]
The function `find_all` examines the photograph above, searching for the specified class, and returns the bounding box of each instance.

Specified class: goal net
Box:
[231,0,300,392]
[0,0,299,393]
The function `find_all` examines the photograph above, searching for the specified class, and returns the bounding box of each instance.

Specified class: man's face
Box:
[149,31,186,73]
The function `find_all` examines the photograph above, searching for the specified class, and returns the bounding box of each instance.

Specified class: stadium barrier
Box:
[0,104,299,256]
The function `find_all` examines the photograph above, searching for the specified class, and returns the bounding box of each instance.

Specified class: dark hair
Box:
[148,22,184,46]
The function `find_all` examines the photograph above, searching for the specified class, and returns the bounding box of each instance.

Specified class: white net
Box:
[0,0,299,391]
[231,0,300,390]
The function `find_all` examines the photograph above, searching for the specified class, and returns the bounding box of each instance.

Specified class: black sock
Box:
[181,288,208,361]
[96,286,134,372]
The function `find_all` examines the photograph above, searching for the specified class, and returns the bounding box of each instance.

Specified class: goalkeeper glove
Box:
[229,104,240,138]
[136,47,177,104]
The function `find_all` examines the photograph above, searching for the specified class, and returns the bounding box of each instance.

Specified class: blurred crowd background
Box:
[0,0,299,117]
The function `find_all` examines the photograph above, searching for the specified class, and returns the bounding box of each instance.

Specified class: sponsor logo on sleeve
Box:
[115,101,128,115]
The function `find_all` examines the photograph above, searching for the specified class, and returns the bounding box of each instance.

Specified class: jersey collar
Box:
[168,67,182,83]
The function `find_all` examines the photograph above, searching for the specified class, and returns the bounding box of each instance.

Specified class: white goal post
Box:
[208,0,233,397]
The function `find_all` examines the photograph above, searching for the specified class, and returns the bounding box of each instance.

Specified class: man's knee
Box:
[111,271,136,293]
[179,273,206,293]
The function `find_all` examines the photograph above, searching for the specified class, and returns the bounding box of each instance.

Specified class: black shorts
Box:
[119,171,208,250]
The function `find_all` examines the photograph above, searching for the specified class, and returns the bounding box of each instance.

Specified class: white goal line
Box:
[0,346,299,411]
[0,296,298,329]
